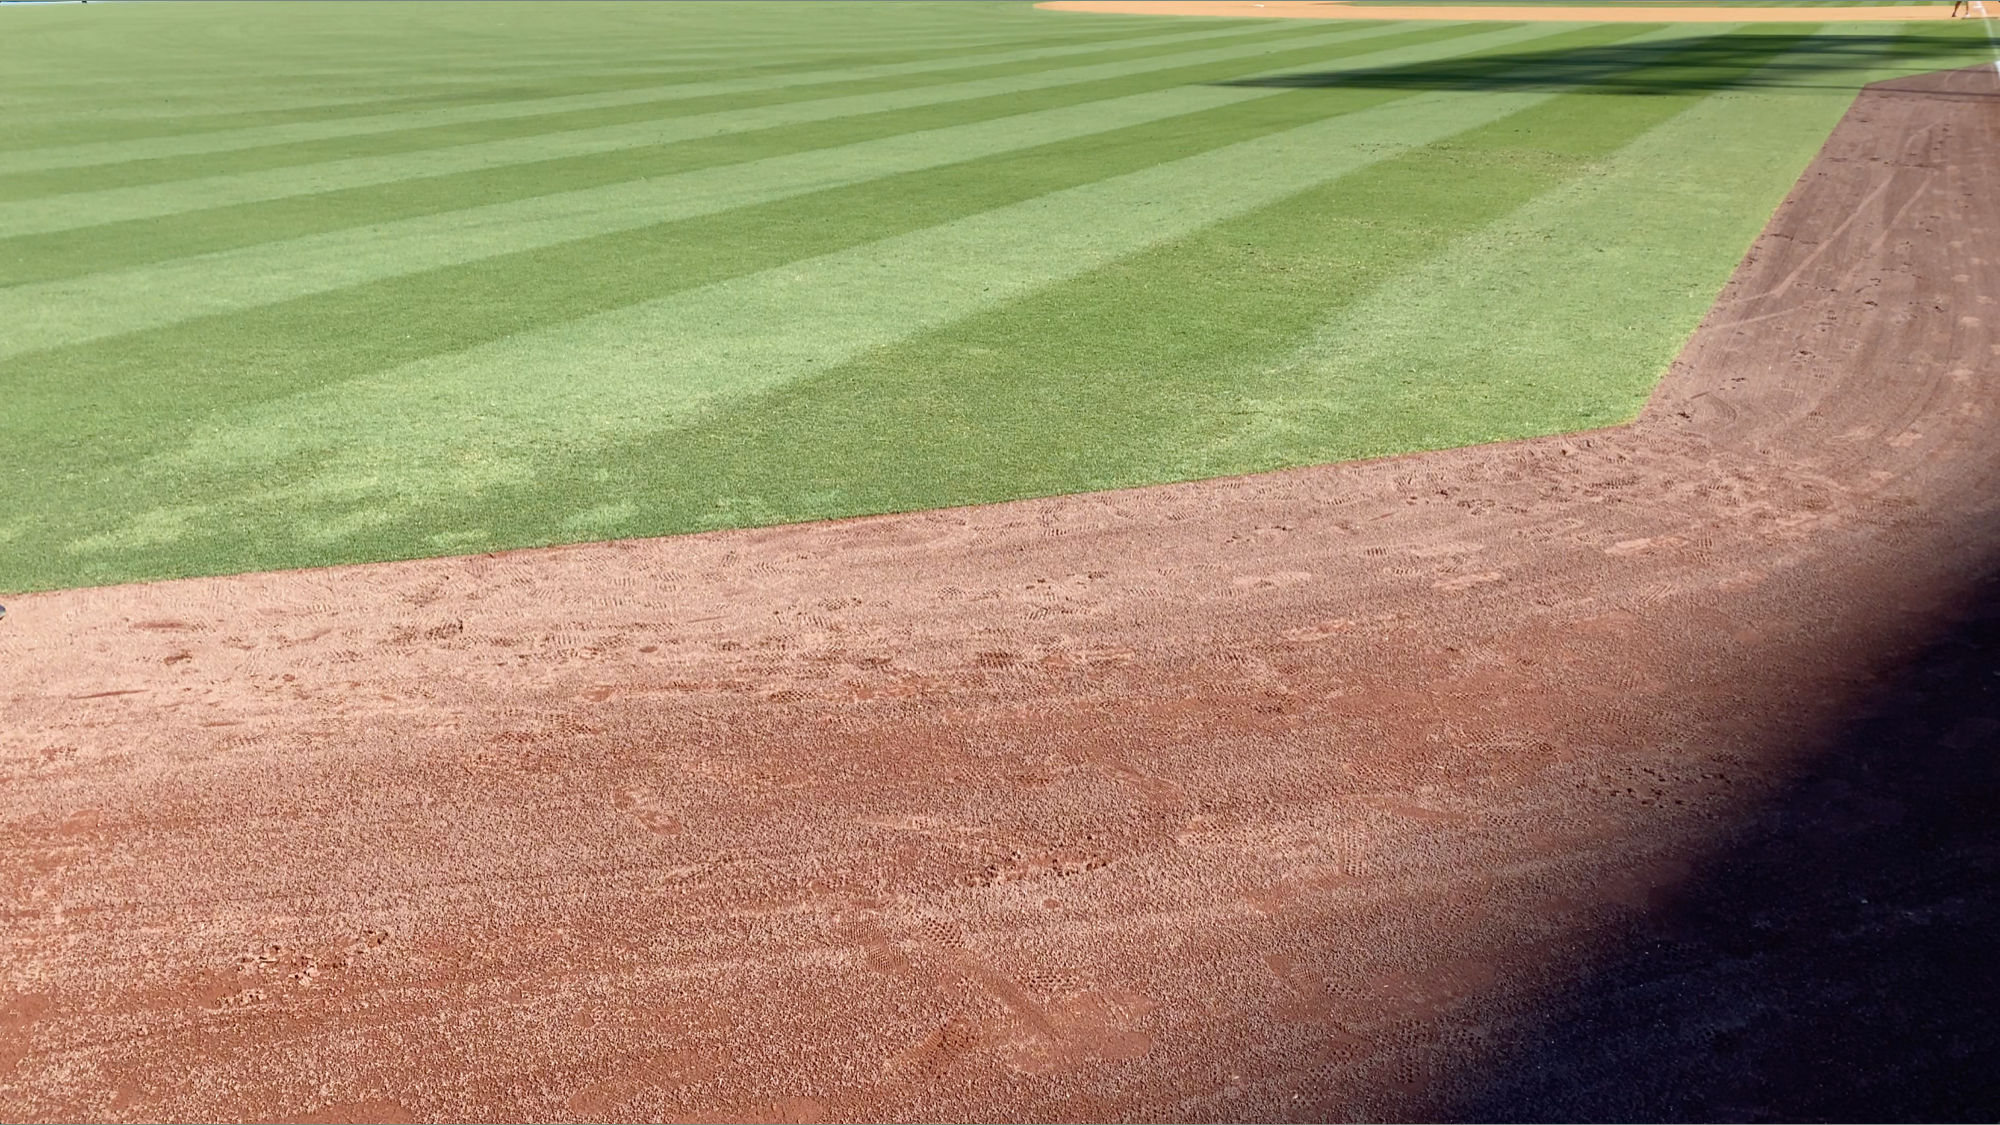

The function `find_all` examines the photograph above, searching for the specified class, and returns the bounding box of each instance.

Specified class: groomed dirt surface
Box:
[4,66,2000,1124]
[1037,1,1965,23]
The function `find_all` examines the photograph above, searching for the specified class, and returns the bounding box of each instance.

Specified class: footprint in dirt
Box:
[613,787,685,836]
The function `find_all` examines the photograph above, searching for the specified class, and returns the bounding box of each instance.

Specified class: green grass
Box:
[0,2,1991,592]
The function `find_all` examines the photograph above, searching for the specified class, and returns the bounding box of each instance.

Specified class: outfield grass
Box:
[1,2,1991,592]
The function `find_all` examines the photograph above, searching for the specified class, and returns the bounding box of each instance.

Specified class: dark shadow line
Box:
[1444,567,2000,1122]
[1213,33,1995,94]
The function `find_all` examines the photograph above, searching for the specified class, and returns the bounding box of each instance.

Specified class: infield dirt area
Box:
[1038,1,1968,22]
[3,64,1999,1123]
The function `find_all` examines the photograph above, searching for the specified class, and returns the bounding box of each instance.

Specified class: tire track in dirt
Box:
[1,66,1997,1122]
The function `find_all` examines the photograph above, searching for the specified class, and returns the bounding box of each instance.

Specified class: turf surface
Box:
[1,1,1992,592]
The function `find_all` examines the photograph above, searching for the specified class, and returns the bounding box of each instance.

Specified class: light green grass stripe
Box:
[85,77,1630,551]
[0,21,1291,175]
[0,21,1569,360]
[0,23,1405,234]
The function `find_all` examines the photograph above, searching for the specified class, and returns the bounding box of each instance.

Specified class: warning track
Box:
[3,66,1999,1122]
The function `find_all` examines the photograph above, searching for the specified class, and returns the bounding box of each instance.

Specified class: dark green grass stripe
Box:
[0,22,1333,200]
[0,23,1497,286]
[1,28,1658,476]
[433,27,1833,535]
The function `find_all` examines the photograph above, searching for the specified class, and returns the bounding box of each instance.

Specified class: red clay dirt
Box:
[4,67,2000,1123]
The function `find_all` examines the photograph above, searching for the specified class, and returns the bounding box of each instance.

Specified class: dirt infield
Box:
[1037,1,1968,23]
[4,65,2000,1123]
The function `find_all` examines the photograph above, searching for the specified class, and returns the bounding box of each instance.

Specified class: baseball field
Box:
[5,1,2000,1122]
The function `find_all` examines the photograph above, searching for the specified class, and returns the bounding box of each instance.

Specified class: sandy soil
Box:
[4,65,2000,1123]
[1037,1,1968,23]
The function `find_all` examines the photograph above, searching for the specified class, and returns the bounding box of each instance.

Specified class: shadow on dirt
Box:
[1220,33,2000,95]
[1446,573,2000,1121]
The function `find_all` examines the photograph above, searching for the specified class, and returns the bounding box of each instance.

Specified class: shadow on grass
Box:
[1220,34,2000,94]
[1447,572,2000,1121]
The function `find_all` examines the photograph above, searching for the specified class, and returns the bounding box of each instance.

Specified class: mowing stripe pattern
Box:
[1,0,1990,592]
